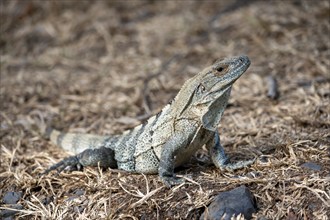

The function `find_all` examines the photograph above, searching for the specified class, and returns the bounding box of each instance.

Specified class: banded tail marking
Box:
[47,128,110,154]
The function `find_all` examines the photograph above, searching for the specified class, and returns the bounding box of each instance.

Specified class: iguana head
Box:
[174,55,250,131]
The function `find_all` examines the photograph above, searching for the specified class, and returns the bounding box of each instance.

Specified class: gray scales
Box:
[42,55,255,187]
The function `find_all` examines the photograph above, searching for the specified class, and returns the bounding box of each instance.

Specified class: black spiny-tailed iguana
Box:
[42,55,254,187]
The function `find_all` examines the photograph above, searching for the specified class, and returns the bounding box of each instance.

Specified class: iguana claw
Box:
[161,176,184,188]
[40,156,83,176]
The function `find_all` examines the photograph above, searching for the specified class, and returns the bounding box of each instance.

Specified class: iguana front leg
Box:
[159,133,188,187]
[207,132,255,171]
[41,147,117,175]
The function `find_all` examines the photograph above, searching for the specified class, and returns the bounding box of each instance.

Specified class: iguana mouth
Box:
[209,84,232,99]
[198,84,232,105]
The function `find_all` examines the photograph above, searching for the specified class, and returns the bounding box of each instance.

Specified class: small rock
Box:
[308,202,319,211]
[66,189,85,202]
[301,162,322,171]
[266,75,280,100]
[73,205,85,214]
[259,156,269,163]
[74,189,85,196]
[2,192,22,204]
[200,186,257,220]
[0,204,23,219]
[42,196,54,205]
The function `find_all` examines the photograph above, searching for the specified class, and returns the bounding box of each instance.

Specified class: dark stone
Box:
[259,156,269,163]
[2,191,22,204]
[200,186,257,220]
[42,196,54,205]
[0,204,23,219]
[73,205,85,214]
[74,189,85,196]
[65,189,86,202]
[301,162,322,171]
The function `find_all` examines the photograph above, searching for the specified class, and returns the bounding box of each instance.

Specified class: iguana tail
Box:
[45,128,110,154]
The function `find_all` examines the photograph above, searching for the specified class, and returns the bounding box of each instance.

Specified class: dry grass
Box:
[1,0,329,219]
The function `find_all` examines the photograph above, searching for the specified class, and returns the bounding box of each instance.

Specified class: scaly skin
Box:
[42,55,254,187]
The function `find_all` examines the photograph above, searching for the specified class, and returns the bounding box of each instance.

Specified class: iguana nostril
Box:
[238,56,250,65]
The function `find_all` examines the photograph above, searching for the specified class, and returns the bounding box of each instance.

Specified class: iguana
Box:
[42,55,254,187]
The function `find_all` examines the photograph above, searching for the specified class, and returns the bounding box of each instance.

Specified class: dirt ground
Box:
[0,0,329,219]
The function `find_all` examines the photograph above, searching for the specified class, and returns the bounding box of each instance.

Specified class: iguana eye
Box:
[216,66,224,72]
[214,65,228,77]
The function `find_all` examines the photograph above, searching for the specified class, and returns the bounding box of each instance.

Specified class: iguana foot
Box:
[161,176,184,187]
[40,147,117,176]
[220,158,256,171]
[40,156,83,175]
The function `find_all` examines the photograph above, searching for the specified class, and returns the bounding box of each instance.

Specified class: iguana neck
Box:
[169,55,250,131]
[201,87,232,131]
